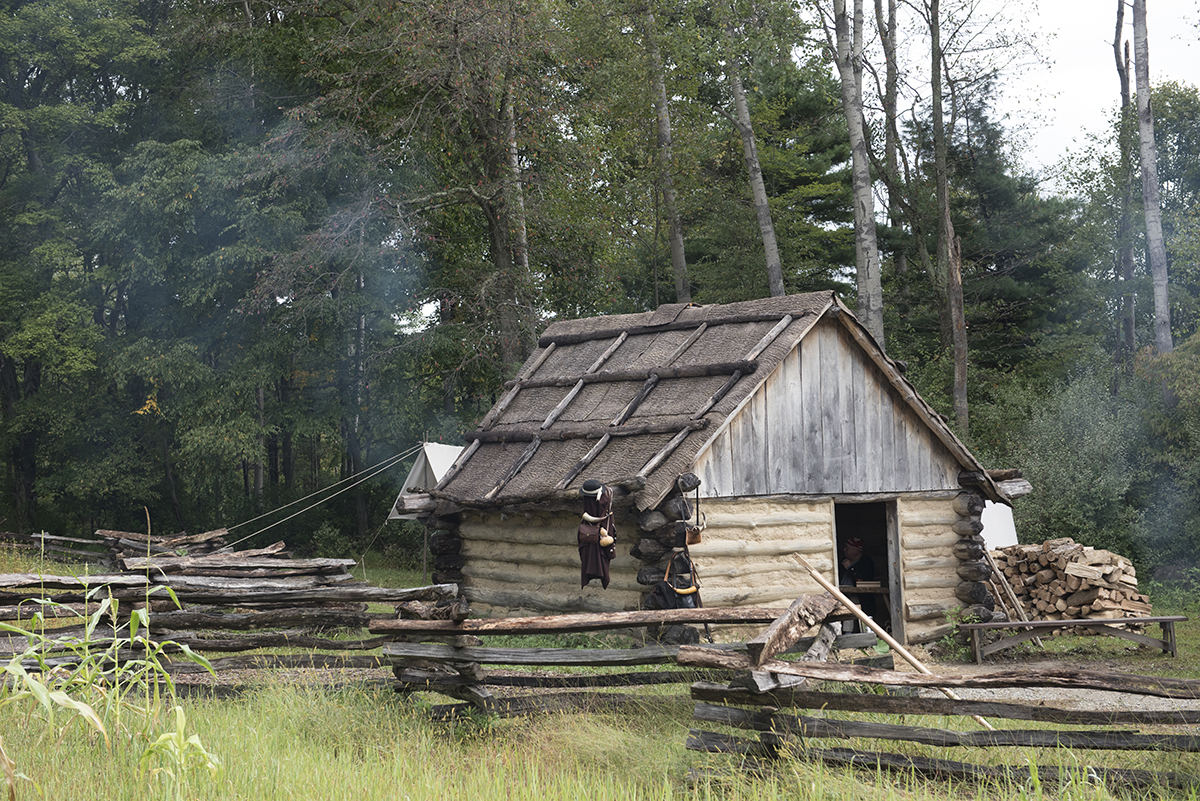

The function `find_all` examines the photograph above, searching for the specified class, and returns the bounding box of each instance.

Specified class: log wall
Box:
[898,497,964,644]
[459,510,643,616]
[685,497,833,607]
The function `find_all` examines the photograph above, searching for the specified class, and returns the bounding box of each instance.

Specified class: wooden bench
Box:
[958,616,1186,664]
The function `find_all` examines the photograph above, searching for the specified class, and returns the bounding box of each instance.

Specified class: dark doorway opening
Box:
[835,502,891,632]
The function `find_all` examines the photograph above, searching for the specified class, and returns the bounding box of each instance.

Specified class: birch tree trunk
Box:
[727,60,785,297]
[829,0,884,345]
[646,10,690,304]
[1132,0,1172,355]
[1114,2,1136,373]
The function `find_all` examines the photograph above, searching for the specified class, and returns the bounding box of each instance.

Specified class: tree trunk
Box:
[930,0,968,431]
[254,385,265,497]
[830,0,884,344]
[163,439,186,532]
[646,10,690,304]
[1114,3,1136,374]
[727,59,785,298]
[1,354,40,531]
[875,0,904,285]
[1132,0,1172,355]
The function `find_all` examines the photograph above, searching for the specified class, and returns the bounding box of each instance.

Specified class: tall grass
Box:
[4,544,1200,799]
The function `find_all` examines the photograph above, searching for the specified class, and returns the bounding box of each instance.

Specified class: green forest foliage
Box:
[0,0,1198,574]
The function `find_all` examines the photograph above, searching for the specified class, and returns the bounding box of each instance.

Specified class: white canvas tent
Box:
[388,442,464,520]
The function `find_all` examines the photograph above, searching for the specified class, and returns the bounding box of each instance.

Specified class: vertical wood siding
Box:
[694,319,962,498]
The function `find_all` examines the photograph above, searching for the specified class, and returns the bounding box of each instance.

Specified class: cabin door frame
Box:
[832,500,903,641]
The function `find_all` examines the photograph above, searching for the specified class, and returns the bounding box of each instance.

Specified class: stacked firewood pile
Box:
[0,540,458,671]
[7,528,232,569]
[990,537,1151,623]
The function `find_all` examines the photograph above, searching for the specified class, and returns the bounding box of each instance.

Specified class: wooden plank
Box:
[840,326,859,494]
[784,349,804,493]
[742,387,768,495]
[693,703,1200,751]
[677,646,1200,698]
[801,331,823,492]
[690,680,1200,726]
[765,360,790,493]
[819,322,843,492]
[892,397,910,490]
[886,502,905,642]
[370,606,791,635]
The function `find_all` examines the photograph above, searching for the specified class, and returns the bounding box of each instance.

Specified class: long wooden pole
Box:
[795,554,993,731]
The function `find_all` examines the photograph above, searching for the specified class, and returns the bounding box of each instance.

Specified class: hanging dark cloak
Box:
[579,485,617,588]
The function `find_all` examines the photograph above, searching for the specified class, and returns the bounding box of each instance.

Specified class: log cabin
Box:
[391,291,1022,645]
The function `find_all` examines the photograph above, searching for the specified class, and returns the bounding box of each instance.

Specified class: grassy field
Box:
[4,545,1200,799]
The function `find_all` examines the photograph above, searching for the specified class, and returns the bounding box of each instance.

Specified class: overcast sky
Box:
[1006,0,1198,183]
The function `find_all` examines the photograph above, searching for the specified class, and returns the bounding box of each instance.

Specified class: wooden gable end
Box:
[693,317,962,497]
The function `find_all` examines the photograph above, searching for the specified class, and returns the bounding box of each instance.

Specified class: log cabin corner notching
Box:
[392,291,1014,645]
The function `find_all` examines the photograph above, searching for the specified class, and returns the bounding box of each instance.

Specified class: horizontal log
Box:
[158,631,392,653]
[689,681,1200,726]
[903,574,958,590]
[503,360,758,390]
[461,586,640,615]
[798,746,1192,792]
[997,478,1033,497]
[694,702,1200,751]
[370,607,790,635]
[677,647,1200,698]
[402,668,724,689]
[121,556,355,573]
[153,574,356,592]
[537,311,803,348]
[383,641,701,667]
[166,653,388,674]
[427,692,655,721]
[951,493,986,517]
[468,417,709,445]
[0,573,151,592]
[906,600,962,622]
[169,584,459,606]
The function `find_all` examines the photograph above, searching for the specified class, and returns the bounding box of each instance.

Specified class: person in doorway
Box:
[840,536,877,630]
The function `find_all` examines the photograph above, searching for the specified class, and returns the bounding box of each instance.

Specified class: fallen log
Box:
[368,606,789,636]
[383,642,692,667]
[694,702,1200,751]
[684,736,1196,792]
[677,647,1200,699]
[121,556,355,574]
[689,681,1200,726]
[0,573,151,592]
